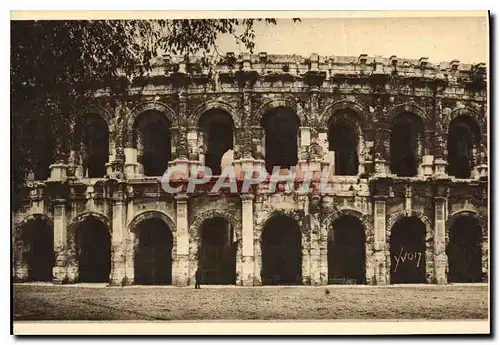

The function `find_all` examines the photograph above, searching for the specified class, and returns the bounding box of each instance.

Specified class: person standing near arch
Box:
[195,266,202,289]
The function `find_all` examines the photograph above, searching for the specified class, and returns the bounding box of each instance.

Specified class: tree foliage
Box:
[11,18,298,189]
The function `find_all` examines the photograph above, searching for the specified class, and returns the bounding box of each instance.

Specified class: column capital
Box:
[241,193,255,202]
[53,198,67,206]
[175,193,189,203]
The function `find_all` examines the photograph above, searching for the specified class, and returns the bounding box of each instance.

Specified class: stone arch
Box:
[128,210,177,234]
[68,211,111,234]
[387,102,429,126]
[321,208,372,284]
[14,213,54,282]
[190,209,241,240]
[318,100,367,129]
[15,213,53,241]
[446,209,487,241]
[321,208,372,242]
[71,108,111,178]
[126,101,176,129]
[387,210,433,239]
[72,108,112,145]
[389,104,426,177]
[445,209,487,282]
[190,100,240,128]
[128,210,177,285]
[446,107,486,134]
[75,105,113,127]
[252,98,306,125]
[124,101,176,146]
[446,111,482,178]
[259,210,305,285]
[190,208,241,285]
[67,211,111,283]
[386,210,434,283]
[258,209,307,237]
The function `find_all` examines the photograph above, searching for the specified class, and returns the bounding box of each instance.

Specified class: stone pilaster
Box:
[434,195,448,284]
[124,192,135,284]
[53,199,68,283]
[241,87,253,159]
[309,196,323,285]
[239,194,255,285]
[109,185,127,286]
[373,195,388,284]
[174,194,189,286]
[176,90,189,160]
[301,200,312,285]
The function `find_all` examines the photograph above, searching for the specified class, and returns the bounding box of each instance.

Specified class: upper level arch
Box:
[252,98,306,126]
[446,107,486,134]
[387,102,429,127]
[190,100,240,128]
[124,101,176,144]
[318,100,367,129]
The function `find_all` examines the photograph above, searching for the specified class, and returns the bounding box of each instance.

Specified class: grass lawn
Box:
[13,283,488,321]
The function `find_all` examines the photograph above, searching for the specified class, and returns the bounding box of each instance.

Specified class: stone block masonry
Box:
[13,53,488,286]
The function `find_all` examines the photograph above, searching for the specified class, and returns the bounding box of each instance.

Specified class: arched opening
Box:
[327,215,366,284]
[134,218,173,285]
[390,113,424,177]
[133,110,172,177]
[20,218,54,282]
[447,116,481,179]
[198,110,234,175]
[75,217,111,283]
[261,215,302,285]
[198,217,237,284]
[328,115,359,175]
[447,215,482,283]
[390,216,426,284]
[75,114,109,178]
[261,107,300,173]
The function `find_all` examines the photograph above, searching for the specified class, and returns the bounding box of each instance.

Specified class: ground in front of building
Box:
[13,284,488,321]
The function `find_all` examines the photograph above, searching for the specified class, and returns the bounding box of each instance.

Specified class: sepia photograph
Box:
[10,10,490,335]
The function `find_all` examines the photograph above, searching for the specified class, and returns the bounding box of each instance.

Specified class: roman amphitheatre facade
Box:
[12,53,488,287]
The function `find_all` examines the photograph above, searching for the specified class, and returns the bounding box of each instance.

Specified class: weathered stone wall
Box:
[13,53,489,285]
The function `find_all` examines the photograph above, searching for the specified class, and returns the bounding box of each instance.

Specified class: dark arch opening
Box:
[198,110,234,175]
[447,215,483,282]
[261,215,302,285]
[77,114,109,178]
[447,116,481,179]
[327,215,366,284]
[75,217,111,283]
[134,218,173,285]
[134,110,172,176]
[390,216,426,284]
[328,115,359,175]
[261,107,300,173]
[198,217,237,284]
[390,113,424,177]
[21,218,54,282]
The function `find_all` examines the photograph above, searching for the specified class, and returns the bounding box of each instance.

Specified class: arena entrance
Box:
[447,215,483,283]
[134,218,173,285]
[20,217,54,282]
[390,217,426,284]
[199,217,236,285]
[261,215,302,285]
[327,215,366,284]
[75,217,111,283]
